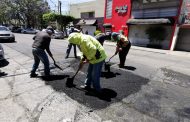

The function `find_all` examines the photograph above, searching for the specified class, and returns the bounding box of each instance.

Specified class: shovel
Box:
[104,54,117,72]
[66,62,83,87]
[51,56,63,71]
[106,53,117,63]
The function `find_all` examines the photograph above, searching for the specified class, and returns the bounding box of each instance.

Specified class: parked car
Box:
[14,28,22,33]
[0,26,15,42]
[52,30,64,39]
[21,28,38,34]
[0,44,4,61]
[11,26,22,33]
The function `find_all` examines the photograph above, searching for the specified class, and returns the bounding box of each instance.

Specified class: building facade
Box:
[103,0,131,36]
[127,0,181,50]
[171,0,190,51]
[69,0,105,36]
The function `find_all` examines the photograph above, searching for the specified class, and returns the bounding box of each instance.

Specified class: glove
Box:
[95,50,101,59]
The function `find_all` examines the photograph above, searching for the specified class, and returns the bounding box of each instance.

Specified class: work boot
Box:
[80,85,91,91]
[30,73,38,78]
[119,64,124,68]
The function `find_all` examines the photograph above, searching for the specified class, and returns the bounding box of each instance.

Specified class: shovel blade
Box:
[66,77,75,88]
[104,63,111,72]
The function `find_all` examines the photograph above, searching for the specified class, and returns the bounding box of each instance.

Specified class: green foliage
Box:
[0,0,50,28]
[55,15,75,26]
[56,15,74,35]
[145,26,167,45]
[43,13,57,22]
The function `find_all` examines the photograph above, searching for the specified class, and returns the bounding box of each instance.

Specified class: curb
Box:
[104,41,190,58]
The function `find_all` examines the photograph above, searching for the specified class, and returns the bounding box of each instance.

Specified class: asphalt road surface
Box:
[0,33,190,122]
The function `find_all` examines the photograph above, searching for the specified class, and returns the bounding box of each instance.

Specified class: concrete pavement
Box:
[0,43,190,122]
[0,45,104,122]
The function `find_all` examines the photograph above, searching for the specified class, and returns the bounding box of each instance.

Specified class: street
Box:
[0,33,190,122]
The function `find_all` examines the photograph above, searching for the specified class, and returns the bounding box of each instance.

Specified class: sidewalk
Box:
[0,45,105,122]
[104,41,190,58]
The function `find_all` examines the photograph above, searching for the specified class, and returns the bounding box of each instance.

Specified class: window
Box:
[105,28,112,33]
[143,0,167,3]
[81,12,95,19]
[106,0,113,18]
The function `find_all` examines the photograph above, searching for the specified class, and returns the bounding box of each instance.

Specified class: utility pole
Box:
[56,0,62,30]
[58,0,59,14]
[58,0,62,15]
[59,1,62,15]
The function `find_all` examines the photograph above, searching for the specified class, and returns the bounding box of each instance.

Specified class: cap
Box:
[111,32,119,39]
[46,26,54,34]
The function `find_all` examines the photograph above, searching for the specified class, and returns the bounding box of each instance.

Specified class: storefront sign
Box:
[115,5,128,14]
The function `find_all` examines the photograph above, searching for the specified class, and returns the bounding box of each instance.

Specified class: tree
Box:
[43,13,75,36]
[55,15,75,35]
[0,0,13,25]
[0,0,50,28]
[43,13,57,22]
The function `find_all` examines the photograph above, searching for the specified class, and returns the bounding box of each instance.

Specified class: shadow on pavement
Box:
[0,59,9,68]
[101,71,121,79]
[0,59,9,77]
[0,71,8,77]
[85,88,117,102]
[43,62,150,110]
[121,66,136,71]
[40,75,69,81]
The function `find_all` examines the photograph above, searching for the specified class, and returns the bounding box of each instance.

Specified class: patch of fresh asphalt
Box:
[42,59,150,110]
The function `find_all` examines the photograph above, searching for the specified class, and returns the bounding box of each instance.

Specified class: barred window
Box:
[106,0,113,18]
[81,12,95,19]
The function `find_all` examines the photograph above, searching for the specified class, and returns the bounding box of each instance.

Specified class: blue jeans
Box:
[85,60,104,92]
[31,48,50,75]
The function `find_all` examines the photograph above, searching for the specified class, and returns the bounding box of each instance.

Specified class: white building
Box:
[69,0,105,36]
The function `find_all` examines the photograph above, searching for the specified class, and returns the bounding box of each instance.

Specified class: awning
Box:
[127,18,172,25]
[103,23,112,27]
[76,19,97,26]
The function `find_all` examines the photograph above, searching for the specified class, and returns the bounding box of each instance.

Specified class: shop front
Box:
[103,0,131,36]
[127,18,174,49]
[174,0,190,51]
[127,0,181,49]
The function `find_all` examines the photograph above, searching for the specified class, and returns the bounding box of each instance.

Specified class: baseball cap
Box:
[46,26,54,34]
[111,32,119,41]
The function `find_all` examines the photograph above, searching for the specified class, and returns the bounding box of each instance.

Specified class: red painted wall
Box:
[104,0,131,36]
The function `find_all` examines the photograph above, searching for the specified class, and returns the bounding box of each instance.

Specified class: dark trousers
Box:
[31,48,50,75]
[118,42,131,67]
[66,43,77,58]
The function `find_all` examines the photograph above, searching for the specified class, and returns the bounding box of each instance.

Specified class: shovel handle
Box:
[107,54,116,63]
[51,56,63,70]
[72,62,83,78]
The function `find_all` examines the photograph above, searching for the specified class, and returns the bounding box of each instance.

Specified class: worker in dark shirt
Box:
[111,32,131,68]
[65,27,80,58]
[95,32,111,46]
[30,26,54,77]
